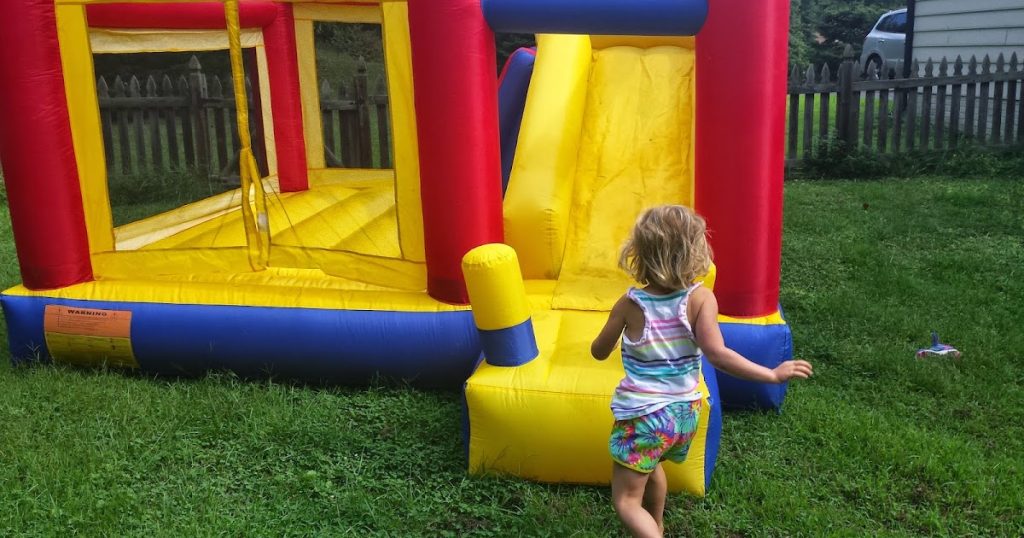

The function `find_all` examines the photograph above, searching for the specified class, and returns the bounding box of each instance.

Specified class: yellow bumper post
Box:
[461,244,538,366]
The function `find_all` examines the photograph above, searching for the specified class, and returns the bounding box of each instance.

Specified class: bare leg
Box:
[643,463,667,534]
[611,463,663,538]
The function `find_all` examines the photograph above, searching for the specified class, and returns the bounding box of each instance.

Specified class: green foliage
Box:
[314,21,387,84]
[1,178,1024,535]
[93,51,232,84]
[933,144,1024,178]
[315,22,384,63]
[0,171,6,206]
[819,4,887,53]
[788,0,814,69]
[315,49,386,88]
[811,3,886,70]
[791,0,904,70]
[795,138,896,179]
[793,138,1024,180]
[495,33,535,74]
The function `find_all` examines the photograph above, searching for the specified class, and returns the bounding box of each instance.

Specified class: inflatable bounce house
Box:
[0,0,792,497]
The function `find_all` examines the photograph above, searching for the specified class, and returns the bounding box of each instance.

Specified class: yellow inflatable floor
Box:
[466,36,715,495]
[119,179,401,259]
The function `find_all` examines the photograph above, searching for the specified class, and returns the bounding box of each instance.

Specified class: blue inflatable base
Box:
[1,294,483,388]
[2,293,792,408]
[716,312,794,411]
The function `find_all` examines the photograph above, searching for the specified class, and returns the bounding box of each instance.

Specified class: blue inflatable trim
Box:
[1,294,482,388]
[716,313,794,411]
[483,0,708,37]
[701,356,723,490]
[478,318,539,367]
[497,47,535,195]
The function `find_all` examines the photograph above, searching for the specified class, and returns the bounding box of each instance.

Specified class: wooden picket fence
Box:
[98,56,390,180]
[100,49,1021,173]
[787,46,1024,163]
[98,56,262,180]
[319,68,392,169]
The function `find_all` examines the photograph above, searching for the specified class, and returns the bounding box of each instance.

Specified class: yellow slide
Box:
[466,35,718,496]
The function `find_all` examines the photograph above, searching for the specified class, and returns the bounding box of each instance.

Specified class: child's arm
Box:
[691,288,813,383]
[591,295,631,360]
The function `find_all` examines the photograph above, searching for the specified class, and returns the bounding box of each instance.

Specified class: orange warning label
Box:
[44,305,138,368]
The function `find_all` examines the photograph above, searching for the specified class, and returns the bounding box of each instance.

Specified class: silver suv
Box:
[860,8,907,78]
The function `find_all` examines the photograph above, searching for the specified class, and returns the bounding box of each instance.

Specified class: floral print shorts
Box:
[609,400,702,474]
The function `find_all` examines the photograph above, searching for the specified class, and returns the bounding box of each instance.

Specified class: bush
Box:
[811,4,885,70]
[930,144,1023,178]
[791,137,1024,180]
[796,138,890,179]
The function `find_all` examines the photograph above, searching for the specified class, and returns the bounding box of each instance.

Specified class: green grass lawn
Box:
[107,170,232,226]
[1,177,1023,535]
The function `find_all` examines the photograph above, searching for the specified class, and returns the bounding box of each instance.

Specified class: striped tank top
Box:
[610,284,703,420]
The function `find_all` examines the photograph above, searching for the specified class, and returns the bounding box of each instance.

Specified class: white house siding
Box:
[910,0,1023,140]
[913,0,1024,63]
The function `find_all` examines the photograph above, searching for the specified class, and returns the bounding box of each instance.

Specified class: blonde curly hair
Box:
[618,205,712,290]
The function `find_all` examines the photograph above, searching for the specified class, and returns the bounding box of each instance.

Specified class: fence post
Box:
[162,75,181,168]
[129,76,147,172]
[802,65,815,160]
[146,76,164,170]
[1005,53,1019,145]
[819,63,832,144]
[208,75,228,172]
[188,55,210,174]
[375,76,391,168]
[355,57,373,168]
[836,45,856,149]
[113,76,132,174]
[787,65,800,161]
[97,77,116,168]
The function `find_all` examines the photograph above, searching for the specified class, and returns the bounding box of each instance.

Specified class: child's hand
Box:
[772,360,813,383]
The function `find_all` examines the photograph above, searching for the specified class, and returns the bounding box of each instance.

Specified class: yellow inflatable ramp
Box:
[466,35,721,496]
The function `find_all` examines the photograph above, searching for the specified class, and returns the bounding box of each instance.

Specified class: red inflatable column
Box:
[408,0,503,304]
[695,0,789,317]
[0,0,92,290]
[264,3,309,192]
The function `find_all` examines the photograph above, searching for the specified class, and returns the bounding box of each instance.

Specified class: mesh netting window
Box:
[314,22,393,170]
[94,50,266,229]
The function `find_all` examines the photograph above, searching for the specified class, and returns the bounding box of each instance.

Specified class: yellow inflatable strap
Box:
[225,0,270,270]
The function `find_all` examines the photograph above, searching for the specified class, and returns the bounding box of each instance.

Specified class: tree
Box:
[495,33,535,74]
[812,3,885,69]
[789,0,814,68]
[792,0,904,71]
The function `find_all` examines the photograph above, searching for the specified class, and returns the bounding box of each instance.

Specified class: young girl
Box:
[591,205,813,538]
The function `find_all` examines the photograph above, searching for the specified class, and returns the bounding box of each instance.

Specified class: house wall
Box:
[913,0,1024,62]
